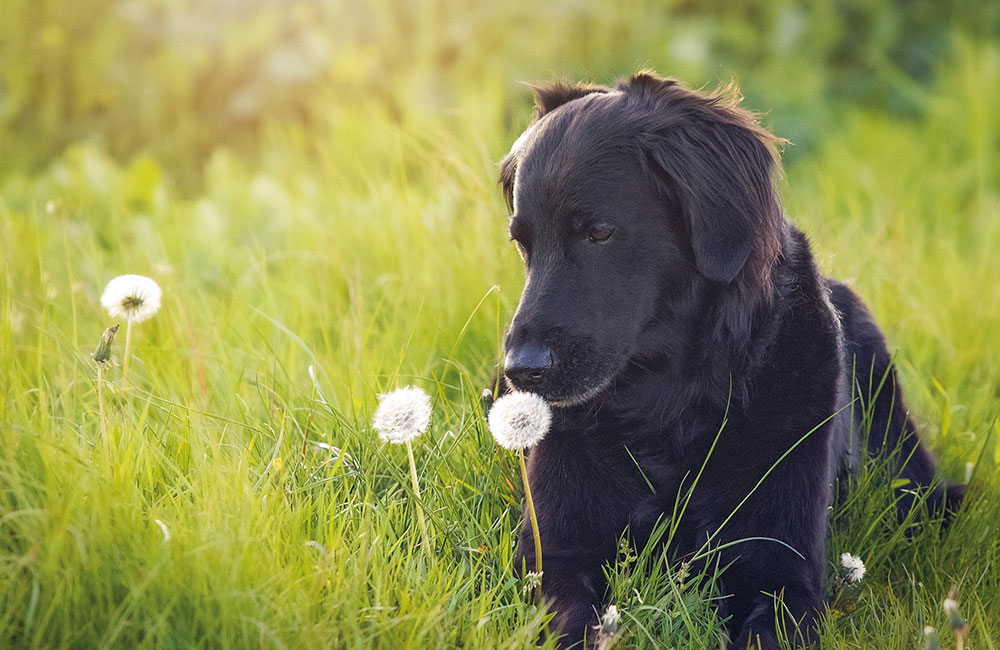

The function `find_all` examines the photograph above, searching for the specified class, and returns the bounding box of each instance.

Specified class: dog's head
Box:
[499,72,784,405]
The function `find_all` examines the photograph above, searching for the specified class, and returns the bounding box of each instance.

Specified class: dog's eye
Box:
[587,226,614,243]
[509,217,532,257]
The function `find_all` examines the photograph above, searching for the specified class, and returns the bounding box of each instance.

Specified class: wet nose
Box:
[503,345,554,391]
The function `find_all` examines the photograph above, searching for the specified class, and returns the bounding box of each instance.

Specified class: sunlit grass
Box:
[1,38,998,650]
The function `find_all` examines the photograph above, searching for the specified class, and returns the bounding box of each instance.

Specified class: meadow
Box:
[2,2,999,648]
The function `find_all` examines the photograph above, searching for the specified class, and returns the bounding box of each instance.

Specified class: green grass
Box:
[2,26,1000,650]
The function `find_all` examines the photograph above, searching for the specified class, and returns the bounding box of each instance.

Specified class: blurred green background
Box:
[2,1,1000,648]
[3,0,999,181]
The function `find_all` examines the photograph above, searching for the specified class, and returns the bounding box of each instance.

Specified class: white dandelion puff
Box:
[372,385,433,558]
[372,386,432,444]
[488,391,552,450]
[839,553,866,583]
[101,274,162,323]
[489,391,550,602]
[101,274,161,388]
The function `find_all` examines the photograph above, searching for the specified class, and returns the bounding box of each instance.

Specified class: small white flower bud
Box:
[839,552,866,583]
[92,324,119,364]
[600,605,621,635]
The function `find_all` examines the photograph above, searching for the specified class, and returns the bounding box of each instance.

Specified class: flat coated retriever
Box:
[496,72,963,649]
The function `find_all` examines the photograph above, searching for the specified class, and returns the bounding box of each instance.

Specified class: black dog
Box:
[496,72,962,649]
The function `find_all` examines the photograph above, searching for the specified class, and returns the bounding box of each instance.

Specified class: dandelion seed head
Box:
[839,552,866,583]
[488,391,551,450]
[942,597,958,613]
[372,386,432,444]
[101,274,162,323]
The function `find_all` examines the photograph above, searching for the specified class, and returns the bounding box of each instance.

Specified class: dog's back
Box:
[826,278,965,518]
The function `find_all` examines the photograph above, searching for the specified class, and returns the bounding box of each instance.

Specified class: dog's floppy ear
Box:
[499,80,610,212]
[498,153,519,212]
[628,74,783,283]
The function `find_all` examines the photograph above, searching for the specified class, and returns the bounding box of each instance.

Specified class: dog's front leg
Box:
[515,528,608,648]
[725,583,822,650]
[513,440,636,648]
[712,472,829,649]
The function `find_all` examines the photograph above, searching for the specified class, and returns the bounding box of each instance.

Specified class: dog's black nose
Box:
[504,345,554,391]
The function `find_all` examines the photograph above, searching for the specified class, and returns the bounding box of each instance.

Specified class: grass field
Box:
[2,4,1000,648]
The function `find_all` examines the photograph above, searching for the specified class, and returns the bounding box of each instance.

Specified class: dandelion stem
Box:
[519,447,542,604]
[121,316,134,389]
[405,440,431,559]
[97,364,107,446]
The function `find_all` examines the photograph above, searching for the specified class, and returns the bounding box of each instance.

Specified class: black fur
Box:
[496,71,961,649]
